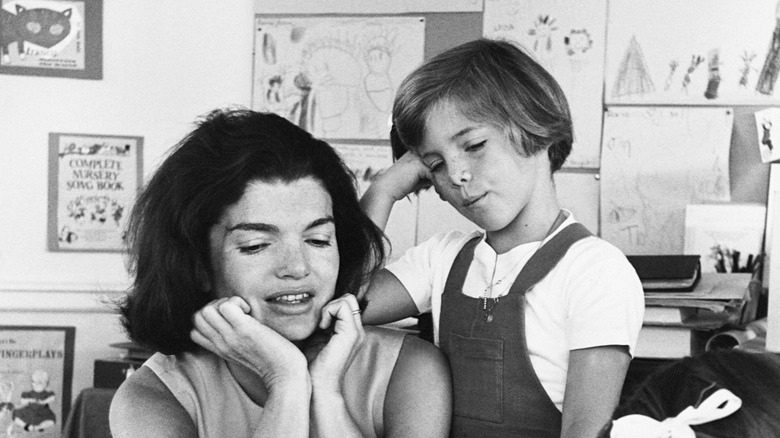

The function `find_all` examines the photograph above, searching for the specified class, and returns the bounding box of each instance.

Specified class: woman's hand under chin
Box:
[307,293,366,396]
[190,296,309,389]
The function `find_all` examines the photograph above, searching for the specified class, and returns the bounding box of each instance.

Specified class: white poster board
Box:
[600,107,733,255]
[606,0,780,105]
[483,0,606,168]
[766,164,780,351]
[252,16,425,140]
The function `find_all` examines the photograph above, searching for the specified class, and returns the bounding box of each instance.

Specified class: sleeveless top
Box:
[144,325,407,437]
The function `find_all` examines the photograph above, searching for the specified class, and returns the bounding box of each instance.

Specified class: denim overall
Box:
[439,223,592,438]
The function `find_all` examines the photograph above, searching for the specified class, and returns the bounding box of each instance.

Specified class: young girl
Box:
[356,38,645,437]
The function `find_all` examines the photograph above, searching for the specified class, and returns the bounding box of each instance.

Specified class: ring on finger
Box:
[352,309,362,315]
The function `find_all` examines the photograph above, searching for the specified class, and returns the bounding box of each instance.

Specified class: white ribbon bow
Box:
[610,388,742,438]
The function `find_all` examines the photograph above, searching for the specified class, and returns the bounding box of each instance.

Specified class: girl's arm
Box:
[360,151,431,231]
[560,345,630,438]
[383,335,452,437]
[359,152,431,325]
[361,269,419,325]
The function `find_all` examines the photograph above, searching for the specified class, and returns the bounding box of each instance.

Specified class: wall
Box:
[0,0,257,407]
[0,0,773,409]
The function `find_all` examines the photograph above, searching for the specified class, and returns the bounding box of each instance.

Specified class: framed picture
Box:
[0,326,75,437]
[47,132,143,252]
[0,0,103,79]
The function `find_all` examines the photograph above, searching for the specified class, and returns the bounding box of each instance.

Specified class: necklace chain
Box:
[480,210,565,323]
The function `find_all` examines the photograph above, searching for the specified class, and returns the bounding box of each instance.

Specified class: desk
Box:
[62,387,115,438]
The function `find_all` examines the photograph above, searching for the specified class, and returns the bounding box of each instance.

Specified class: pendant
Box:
[483,297,499,323]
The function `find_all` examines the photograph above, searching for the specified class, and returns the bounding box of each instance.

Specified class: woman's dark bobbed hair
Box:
[119,108,386,354]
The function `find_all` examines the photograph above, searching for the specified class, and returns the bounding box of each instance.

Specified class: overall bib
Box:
[439,222,592,438]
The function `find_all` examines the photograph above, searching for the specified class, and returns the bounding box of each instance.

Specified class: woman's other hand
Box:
[190,296,308,388]
[308,294,365,395]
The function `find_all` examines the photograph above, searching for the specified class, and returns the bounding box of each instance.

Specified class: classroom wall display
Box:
[0,0,102,79]
[0,326,75,438]
[606,0,780,105]
[600,107,733,255]
[252,16,425,140]
[483,0,607,168]
[253,0,483,14]
[47,133,142,252]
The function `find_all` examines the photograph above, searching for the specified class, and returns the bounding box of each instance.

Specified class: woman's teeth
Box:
[273,293,310,304]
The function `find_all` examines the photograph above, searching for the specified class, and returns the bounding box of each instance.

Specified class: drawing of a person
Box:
[527,14,557,70]
[363,36,393,113]
[265,75,284,113]
[12,370,56,433]
[0,379,14,436]
[763,119,774,151]
[302,45,361,137]
[289,72,313,131]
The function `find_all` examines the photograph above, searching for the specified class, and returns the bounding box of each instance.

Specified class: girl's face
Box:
[418,101,552,240]
[208,177,340,341]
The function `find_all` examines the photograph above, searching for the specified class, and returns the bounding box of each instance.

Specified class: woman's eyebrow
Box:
[226,216,334,233]
[307,216,335,230]
[227,223,278,233]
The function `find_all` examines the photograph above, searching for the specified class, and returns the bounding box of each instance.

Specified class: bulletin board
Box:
[249,5,772,258]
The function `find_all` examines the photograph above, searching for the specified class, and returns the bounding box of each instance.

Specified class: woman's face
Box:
[208,177,340,341]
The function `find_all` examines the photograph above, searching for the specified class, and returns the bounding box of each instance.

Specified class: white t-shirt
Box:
[385,213,644,410]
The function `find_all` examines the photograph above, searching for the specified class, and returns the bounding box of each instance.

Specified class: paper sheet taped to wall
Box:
[483,0,607,168]
[600,107,733,255]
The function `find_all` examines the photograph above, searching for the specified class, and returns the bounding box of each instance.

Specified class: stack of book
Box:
[628,255,755,359]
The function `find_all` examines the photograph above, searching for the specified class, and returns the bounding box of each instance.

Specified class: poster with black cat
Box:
[48,133,143,252]
[0,0,102,79]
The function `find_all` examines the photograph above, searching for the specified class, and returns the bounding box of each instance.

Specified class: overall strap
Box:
[442,235,482,297]
[508,222,592,296]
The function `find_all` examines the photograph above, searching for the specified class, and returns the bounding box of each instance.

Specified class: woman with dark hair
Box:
[108,108,452,437]
[600,350,780,438]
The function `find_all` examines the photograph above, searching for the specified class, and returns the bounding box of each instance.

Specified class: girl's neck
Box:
[486,202,563,254]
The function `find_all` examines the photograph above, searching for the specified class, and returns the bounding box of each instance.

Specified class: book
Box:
[642,306,697,325]
[627,255,701,291]
[634,325,711,359]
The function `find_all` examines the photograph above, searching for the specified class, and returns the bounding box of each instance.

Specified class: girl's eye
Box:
[466,140,486,152]
[427,161,444,172]
[239,243,269,254]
